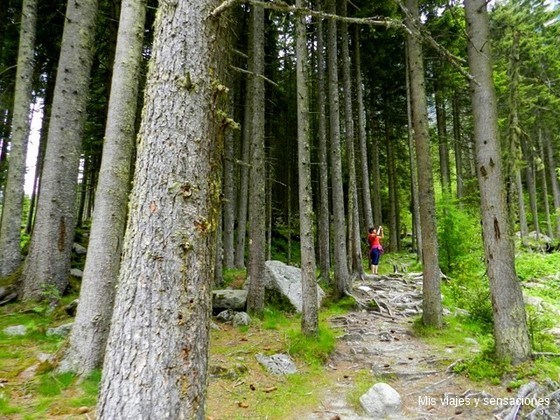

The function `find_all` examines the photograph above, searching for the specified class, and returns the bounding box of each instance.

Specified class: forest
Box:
[1,0,560,417]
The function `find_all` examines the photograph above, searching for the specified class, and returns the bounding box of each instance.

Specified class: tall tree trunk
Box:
[58,0,146,376]
[452,92,464,201]
[544,129,560,238]
[434,73,451,195]
[340,0,361,275]
[464,0,531,363]
[222,128,236,269]
[385,116,399,253]
[21,0,98,301]
[506,30,528,241]
[0,0,37,277]
[406,45,421,259]
[246,5,266,317]
[355,27,373,231]
[405,0,442,328]
[521,135,539,236]
[295,0,318,335]
[371,119,383,226]
[97,0,226,415]
[315,11,331,282]
[538,128,553,238]
[234,19,253,270]
[326,0,349,297]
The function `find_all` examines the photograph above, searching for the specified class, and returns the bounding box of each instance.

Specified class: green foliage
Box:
[526,306,558,353]
[437,200,482,274]
[37,372,75,397]
[516,252,560,282]
[452,352,509,384]
[221,268,247,289]
[262,306,294,330]
[286,326,336,366]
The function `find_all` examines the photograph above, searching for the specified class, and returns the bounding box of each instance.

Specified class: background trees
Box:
[1,0,559,413]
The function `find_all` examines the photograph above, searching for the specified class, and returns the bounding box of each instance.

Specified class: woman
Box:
[367,226,384,275]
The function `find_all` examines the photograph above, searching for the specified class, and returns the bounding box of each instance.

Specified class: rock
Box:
[263,260,325,312]
[255,353,297,375]
[209,363,248,380]
[64,299,79,316]
[524,295,544,309]
[359,382,402,418]
[464,337,478,346]
[212,289,247,312]
[3,325,27,336]
[46,322,73,337]
[233,312,251,327]
[216,309,236,323]
[73,243,87,255]
[70,268,83,278]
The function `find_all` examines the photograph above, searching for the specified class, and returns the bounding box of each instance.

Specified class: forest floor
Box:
[207,272,559,419]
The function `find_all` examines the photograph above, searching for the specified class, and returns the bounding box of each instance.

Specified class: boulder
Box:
[359,382,402,418]
[212,289,247,312]
[263,260,325,312]
[46,322,73,337]
[3,325,27,336]
[70,268,83,278]
[73,243,87,255]
[232,312,251,327]
[256,353,297,376]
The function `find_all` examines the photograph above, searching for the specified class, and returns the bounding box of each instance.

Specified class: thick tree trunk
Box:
[340,1,362,274]
[246,5,266,317]
[97,0,225,415]
[295,0,318,335]
[58,0,146,376]
[464,0,531,363]
[326,0,349,297]
[21,0,98,301]
[405,0,442,328]
[405,47,422,259]
[314,13,331,282]
[0,0,37,277]
[234,18,253,270]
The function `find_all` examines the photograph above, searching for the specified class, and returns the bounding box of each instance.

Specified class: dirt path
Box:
[304,274,512,419]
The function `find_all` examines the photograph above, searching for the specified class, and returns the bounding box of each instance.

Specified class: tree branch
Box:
[210,0,403,30]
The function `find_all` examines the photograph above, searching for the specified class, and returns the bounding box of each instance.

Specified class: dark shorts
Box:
[370,248,381,265]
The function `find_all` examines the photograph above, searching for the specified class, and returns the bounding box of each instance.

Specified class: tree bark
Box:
[326,0,349,297]
[295,0,318,335]
[405,0,442,328]
[464,0,531,363]
[97,0,226,415]
[543,129,560,238]
[354,27,373,231]
[58,0,146,376]
[21,0,98,301]
[452,92,464,202]
[0,0,37,277]
[340,0,362,274]
[406,45,422,259]
[314,10,331,282]
[434,72,451,195]
[246,5,266,317]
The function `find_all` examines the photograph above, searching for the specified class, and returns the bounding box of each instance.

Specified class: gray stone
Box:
[3,325,27,336]
[216,309,236,323]
[359,382,402,418]
[233,312,251,327]
[263,260,325,313]
[256,353,297,375]
[73,243,87,255]
[46,322,73,337]
[212,289,247,311]
[70,268,83,278]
